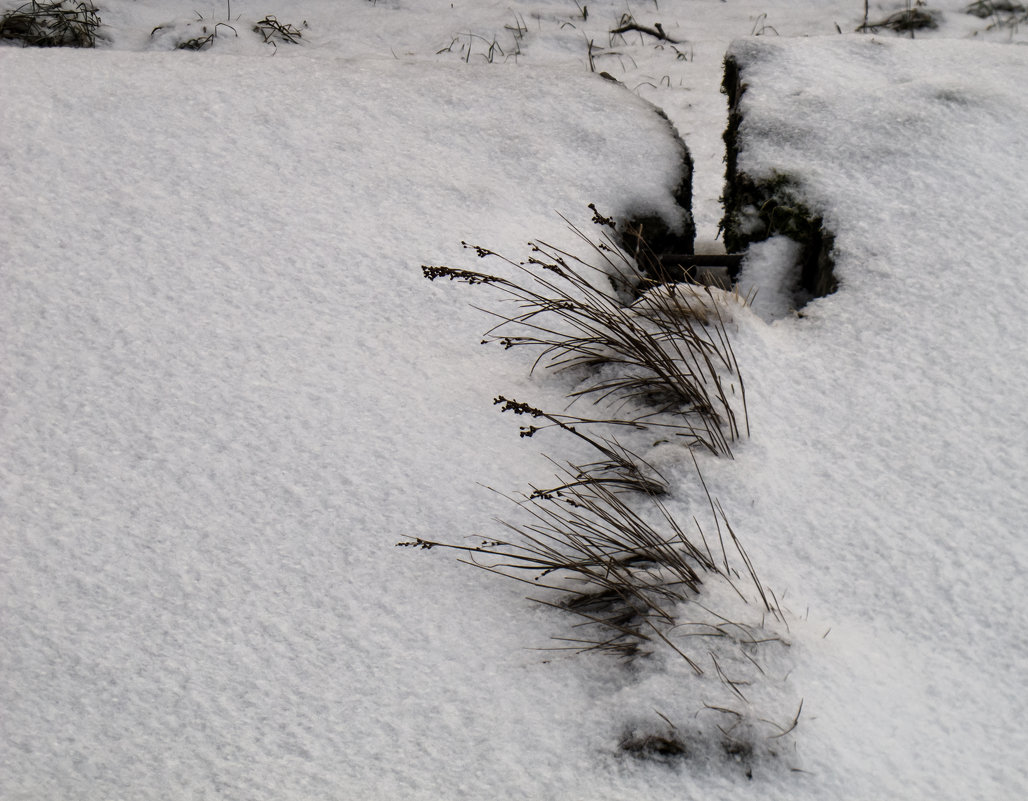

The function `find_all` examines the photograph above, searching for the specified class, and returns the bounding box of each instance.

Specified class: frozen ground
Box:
[2,1,1027,799]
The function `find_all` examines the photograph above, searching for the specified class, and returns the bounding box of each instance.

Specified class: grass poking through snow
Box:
[406,209,797,767]
[423,215,748,457]
[0,0,100,47]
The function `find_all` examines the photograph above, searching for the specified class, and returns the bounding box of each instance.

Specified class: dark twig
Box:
[610,19,681,43]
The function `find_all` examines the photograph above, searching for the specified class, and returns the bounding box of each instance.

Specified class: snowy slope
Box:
[720,36,1028,799]
[2,1,1028,799]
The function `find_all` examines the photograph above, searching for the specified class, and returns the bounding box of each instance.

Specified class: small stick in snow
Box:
[609,21,681,44]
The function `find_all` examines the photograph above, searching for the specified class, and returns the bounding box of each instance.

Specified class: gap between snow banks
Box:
[720,52,837,307]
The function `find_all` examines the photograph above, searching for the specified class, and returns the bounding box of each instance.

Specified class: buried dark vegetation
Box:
[422,216,749,457]
[0,0,100,47]
[963,0,1028,30]
[619,725,761,779]
[720,54,838,305]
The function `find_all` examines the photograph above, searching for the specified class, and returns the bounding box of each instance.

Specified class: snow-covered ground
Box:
[2,1,1026,799]
[719,35,1028,798]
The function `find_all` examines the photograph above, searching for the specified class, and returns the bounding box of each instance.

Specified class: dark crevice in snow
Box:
[617,104,697,286]
[719,53,838,307]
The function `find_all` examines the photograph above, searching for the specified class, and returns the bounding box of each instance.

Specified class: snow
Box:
[0,47,692,801]
[722,35,1028,798]
[2,1,1027,799]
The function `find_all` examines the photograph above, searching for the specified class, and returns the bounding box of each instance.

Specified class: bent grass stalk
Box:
[423,219,747,456]
[0,0,100,47]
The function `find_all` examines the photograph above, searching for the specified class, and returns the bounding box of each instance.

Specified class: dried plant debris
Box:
[610,13,682,44]
[149,12,306,51]
[857,2,941,34]
[0,0,100,47]
[409,210,798,767]
[965,0,1026,17]
[254,15,306,46]
[964,0,1028,30]
[437,12,527,64]
[149,14,238,51]
[422,216,749,457]
[493,397,670,497]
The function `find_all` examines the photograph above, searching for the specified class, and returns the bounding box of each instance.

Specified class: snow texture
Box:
[725,35,1028,800]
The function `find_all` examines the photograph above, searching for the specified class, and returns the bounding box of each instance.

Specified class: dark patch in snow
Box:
[720,53,838,306]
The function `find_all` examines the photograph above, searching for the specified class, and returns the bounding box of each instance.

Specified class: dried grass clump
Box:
[857,2,941,34]
[964,0,1028,30]
[422,215,748,457]
[411,210,767,667]
[406,209,798,763]
[0,0,100,47]
[399,464,780,666]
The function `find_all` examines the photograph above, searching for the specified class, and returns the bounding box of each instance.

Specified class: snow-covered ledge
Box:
[709,35,1028,798]
[0,49,699,800]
